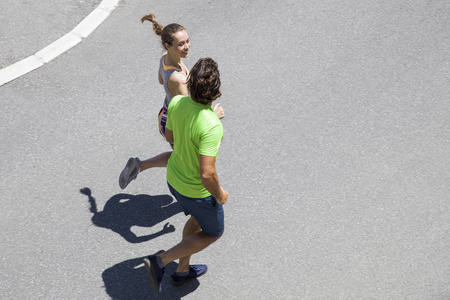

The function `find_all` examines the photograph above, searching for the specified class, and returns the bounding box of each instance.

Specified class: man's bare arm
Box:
[199,154,228,204]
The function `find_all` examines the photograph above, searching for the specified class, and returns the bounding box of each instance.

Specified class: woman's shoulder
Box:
[168,72,186,83]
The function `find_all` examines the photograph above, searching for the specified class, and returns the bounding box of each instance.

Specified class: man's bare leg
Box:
[175,217,202,273]
[158,222,222,267]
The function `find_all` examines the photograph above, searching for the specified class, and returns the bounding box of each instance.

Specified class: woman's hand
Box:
[213,103,225,119]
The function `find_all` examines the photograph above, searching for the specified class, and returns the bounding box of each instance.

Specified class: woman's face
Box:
[168,30,190,58]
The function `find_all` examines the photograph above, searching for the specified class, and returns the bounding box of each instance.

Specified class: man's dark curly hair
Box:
[187,58,222,104]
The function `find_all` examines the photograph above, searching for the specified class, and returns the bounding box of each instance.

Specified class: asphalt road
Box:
[1,0,450,299]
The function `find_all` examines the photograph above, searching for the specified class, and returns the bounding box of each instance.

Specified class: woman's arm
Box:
[158,51,168,85]
[158,70,163,85]
[165,128,174,143]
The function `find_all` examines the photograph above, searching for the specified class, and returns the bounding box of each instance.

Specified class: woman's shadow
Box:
[80,188,183,243]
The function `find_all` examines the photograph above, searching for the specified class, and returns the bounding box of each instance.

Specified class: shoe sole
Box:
[143,258,161,293]
[171,268,207,286]
[119,158,137,189]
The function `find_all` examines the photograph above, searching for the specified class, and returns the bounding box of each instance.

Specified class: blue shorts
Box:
[168,182,224,237]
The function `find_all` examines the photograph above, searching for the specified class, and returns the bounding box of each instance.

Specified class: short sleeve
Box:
[199,124,223,157]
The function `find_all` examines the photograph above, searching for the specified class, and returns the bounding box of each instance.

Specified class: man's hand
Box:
[217,187,229,204]
[213,103,225,119]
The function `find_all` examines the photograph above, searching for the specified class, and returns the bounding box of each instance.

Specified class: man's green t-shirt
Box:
[166,95,224,198]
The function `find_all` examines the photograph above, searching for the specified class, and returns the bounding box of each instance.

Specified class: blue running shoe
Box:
[171,265,208,286]
[143,255,165,292]
[119,157,141,189]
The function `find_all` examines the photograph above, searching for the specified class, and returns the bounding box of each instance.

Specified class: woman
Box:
[143,13,224,136]
[119,14,224,189]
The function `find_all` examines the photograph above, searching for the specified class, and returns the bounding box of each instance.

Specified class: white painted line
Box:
[98,0,120,12]
[73,8,110,38]
[0,56,44,86]
[0,0,121,87]
[35,32,82,63]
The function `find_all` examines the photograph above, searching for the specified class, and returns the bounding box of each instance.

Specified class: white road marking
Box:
[0,0,121,86]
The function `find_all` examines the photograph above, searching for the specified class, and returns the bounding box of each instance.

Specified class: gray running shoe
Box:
[119,157,141,189]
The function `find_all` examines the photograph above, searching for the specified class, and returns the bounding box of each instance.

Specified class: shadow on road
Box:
[80,188,183,243]
[102,256,200,299]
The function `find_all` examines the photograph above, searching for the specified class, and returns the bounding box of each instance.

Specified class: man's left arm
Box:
[199,154,228,205]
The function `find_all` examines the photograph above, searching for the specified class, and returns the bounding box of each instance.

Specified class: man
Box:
[143,58,229,292]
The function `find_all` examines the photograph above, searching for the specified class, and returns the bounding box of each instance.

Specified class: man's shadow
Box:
[80,188,183,243]
[102,256,199,299]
